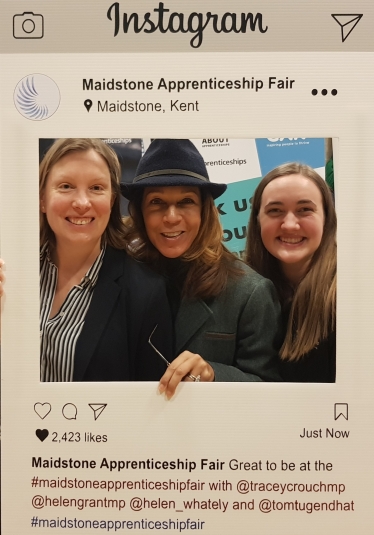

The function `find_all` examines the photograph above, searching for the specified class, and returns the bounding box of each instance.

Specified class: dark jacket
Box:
[279,333,336,382]
[174,264,282,382]
[73,247,172,381]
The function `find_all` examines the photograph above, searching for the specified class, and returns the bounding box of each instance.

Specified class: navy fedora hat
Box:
[120,139,227,200]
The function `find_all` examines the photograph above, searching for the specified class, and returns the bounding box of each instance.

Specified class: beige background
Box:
[1,35,374,535]
[0,0,372,52]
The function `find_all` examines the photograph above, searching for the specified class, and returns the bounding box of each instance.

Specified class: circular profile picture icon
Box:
[14,74,60,120]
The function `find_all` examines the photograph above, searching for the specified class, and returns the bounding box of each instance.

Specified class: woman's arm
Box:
[158,275,283,397]
[158,351,214,398]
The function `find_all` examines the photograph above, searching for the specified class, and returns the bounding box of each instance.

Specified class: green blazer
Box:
[174,264,282,382]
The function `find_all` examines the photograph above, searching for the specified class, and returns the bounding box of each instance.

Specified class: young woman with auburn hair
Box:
[122,139,282,398]
[246,163,336,382]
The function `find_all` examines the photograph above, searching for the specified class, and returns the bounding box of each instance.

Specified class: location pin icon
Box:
[84,99,93,112]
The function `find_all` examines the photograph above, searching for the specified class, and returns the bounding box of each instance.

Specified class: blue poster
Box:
[255,137,325,176]
[216,177,262,256]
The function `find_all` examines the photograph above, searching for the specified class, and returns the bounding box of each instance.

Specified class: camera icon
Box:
[13,12,44,39]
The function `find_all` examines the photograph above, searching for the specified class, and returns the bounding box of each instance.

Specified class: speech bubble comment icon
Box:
[62,403,77,420]
[34,402,51,420]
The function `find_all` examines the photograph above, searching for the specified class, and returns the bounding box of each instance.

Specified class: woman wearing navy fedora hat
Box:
[122,139,282,398]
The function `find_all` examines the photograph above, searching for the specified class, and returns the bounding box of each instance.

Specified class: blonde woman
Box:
[39,138,172,382]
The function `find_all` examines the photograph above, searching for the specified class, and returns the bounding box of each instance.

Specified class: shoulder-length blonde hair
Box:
[40,138,127,249]
[124,189,243,300]
[245,162,337,361]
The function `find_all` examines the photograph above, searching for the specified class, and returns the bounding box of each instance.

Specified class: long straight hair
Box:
[246,163,336,360]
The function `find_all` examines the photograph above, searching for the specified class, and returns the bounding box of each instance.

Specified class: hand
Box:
[0,260,4,297]
[158,351,215,399]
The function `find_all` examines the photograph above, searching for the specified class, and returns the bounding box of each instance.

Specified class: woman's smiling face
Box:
[141,186,202,258]
[40,149,112,251]
[258,174,325,280]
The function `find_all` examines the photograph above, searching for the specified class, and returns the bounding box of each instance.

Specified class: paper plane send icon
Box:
[89,403,107,420]
[331,14,363,42]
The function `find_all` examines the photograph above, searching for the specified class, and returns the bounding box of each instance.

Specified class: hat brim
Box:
[120,174,227,200]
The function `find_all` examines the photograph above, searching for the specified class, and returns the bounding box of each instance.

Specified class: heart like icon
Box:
[36,429,49,442]
[34,402,52,420]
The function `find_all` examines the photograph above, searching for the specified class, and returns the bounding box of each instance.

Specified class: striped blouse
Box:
[40,244,105,382]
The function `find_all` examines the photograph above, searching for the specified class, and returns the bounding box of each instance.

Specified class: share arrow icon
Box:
[331,14,363,42]
[89,403,107,420]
